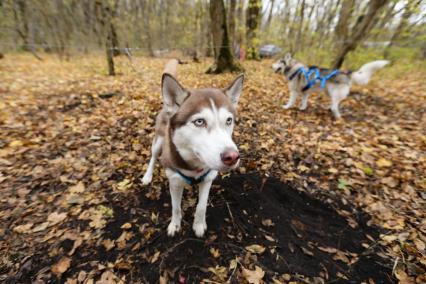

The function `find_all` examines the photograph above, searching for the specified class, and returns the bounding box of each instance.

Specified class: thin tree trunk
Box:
[228,0,237,46]
[95,0,115,75]
[207,0,242,73]
[334,0,355,49]
[246,0,262,59]
[332,0,388,69]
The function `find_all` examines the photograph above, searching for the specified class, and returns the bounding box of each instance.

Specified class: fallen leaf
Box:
[9,140,23,148]
[376,158,392,168]
[51,256,71,277]
[245,244,266,254]
[120,223,132,229]
[48,212,67,226]
[68,237,83,256]
[209,247,221,258]
[317,246,338,254]
[301,247,314,256]
[69,182,85,193]
[151,251,160,263]
[242,265,265,284]
[13,223,33,234]
[414,239,425,251]
[102,239,115,251]
[261,219,274,227]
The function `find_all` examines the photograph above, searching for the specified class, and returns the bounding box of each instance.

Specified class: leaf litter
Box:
[0,54,425,283]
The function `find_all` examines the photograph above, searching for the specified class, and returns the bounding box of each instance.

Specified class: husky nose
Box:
[221,149,240,166]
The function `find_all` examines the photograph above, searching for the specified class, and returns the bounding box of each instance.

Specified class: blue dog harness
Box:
[173,169,211,185]
[289,66,340,92]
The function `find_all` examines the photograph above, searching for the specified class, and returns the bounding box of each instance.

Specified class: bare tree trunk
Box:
[332,0,388,69]
[106,29,115,76]
[334,0,355,49]
[246,0,262,59]
[141,0,154,56]
[95,0,116,75]
[228,0,237,46]
[13,0,29,50]
[236,0,245,45]
[207,0,242,73]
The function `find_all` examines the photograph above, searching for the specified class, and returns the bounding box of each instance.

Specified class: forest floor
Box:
[0,54,425,284]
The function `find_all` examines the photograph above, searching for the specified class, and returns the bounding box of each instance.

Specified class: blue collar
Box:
[173,169,211,185]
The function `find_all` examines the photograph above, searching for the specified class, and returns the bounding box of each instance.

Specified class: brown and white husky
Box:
[142,59,244,237]
[272,53,389,118]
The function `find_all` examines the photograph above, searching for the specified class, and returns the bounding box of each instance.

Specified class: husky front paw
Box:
[282,104,292,109]
[192,221,207,238]
[167,220,181,237]
[141,174,152,185]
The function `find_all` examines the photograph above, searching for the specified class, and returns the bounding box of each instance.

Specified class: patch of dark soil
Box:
[10,173,393,283]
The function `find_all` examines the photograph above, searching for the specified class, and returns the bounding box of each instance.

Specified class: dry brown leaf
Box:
[51,256,71,277]
[414,239,425,251]
[317,246,338,254]
[209,247,221,258]
[150,251,161,263]
[261,219,274,227]
[120,223,132,229]
[376,158,392,168]
[68,237,83,256]
[13,223,34,234]
[48,212,67,226]
[69,182,85,193]
[102,239,115,251]
[242,265,265,284]
[245,244,266,254]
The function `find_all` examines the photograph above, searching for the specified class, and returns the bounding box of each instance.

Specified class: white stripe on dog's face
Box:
[172,99,238,171]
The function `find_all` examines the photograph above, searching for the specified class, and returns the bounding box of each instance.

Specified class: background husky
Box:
[272,53,389,118]
[142,59,244,237]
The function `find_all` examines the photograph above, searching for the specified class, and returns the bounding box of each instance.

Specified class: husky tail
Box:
[350,60,390,85]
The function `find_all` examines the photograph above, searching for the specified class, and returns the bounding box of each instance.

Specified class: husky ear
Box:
[224,74,244,107]
[162,73,188,114]
[284,53,292,61]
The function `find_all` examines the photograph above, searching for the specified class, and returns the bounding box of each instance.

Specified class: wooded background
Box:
[0,0,425,71]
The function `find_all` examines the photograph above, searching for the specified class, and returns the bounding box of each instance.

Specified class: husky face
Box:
[162,74,244,171]
[272,53,294,74]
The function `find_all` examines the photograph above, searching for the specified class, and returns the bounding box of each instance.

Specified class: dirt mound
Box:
[8,173,392,283]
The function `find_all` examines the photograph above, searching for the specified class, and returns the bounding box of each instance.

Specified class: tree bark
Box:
[207,0,242,74]
[95,0,116,75]
[228,0,237,46]
[334,0,355,49]
[13,0,29,50]
[246,0,262,59]
[332,0,388,69]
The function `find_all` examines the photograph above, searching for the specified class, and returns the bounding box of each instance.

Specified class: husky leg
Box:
[329,86,349,119]
[167,175,185,236]
[283,90,299,109]
[193,180,213,237]
[299,92,310,110]
[141,136,163,185]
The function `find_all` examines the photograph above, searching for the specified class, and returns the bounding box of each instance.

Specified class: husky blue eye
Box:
[193,118,206,127]
[226,117,233,125]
